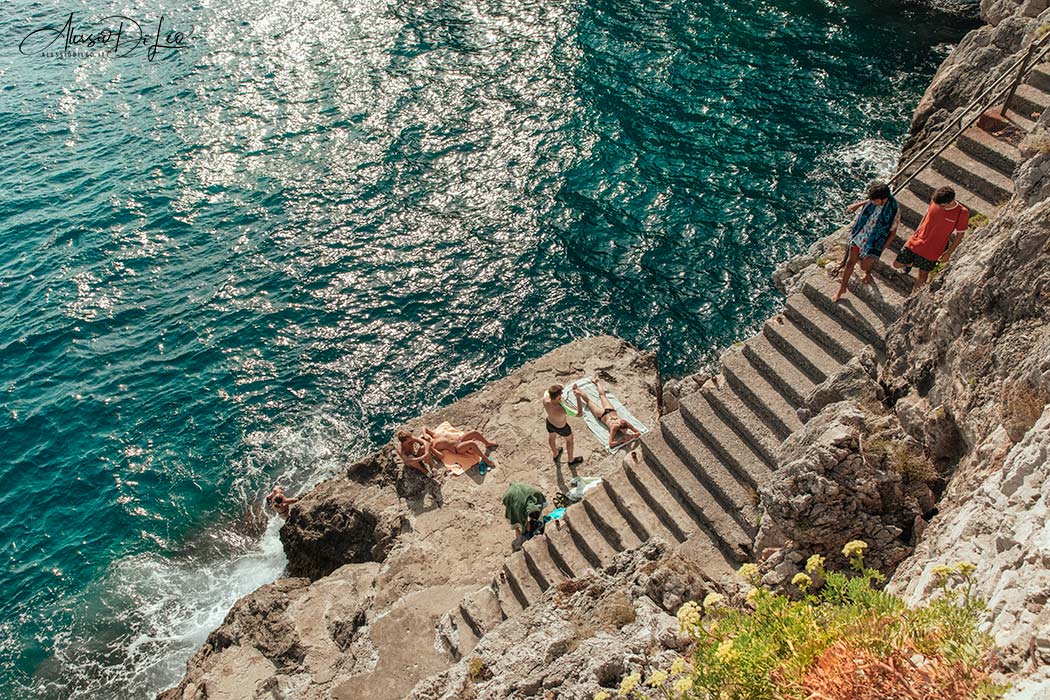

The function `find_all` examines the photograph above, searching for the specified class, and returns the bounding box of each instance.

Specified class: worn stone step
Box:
[782,294,864,363]
[582,484,644,553]
[895,187,929,230]
[700,378,782,470]
[1027,63,1050,95]
[661,412,758,532]
[678,395,774,489]
[640,432,751,563]
[762,313,845,384]
[523,535,566,593]
[957,126,1020,178]
[460,585,505,636]
[493,567,524,617]
[870,251,919,298]
[543,515,593,579]
[742,332,819,408]
[1008,82,1050,121]
[603,470,683,544]
[907,162,1000,217]
[933,144,1014,204]
[1000,106,1038,133]
[721,350,801,440]
[801,276,887,352]
[442,607,479,660]
[563,503,618,569]
[622,455,695,543]
[503,553,542,609]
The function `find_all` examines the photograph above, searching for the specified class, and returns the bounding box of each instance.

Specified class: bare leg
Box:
[566,433,575,462]
[592,377,616,413]
[833,247,860,302]
[548,432,559,458]
[459,430,497,448]
[574,387,605,420]
[860,257,875,284]
[913,269,929,293]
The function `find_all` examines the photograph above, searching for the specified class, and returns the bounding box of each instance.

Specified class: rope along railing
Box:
[887,31,1050,196]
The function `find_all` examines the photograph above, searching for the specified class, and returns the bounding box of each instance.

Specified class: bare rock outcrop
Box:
[280,448,408,580]
[754,395,937,588]
[407,540,726,700]
[160,336,661,700]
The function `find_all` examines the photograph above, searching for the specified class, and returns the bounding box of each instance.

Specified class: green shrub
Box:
[604,543,1003,700]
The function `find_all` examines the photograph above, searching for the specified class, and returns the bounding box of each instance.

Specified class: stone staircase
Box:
[432,63,1050,663]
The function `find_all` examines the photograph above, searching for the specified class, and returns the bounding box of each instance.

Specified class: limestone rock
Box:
[406,540,726,700]
[280,449,407,580]
[890,407,1050,679]
[756,400,935,582]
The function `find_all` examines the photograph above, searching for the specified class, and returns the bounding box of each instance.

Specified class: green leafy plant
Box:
[604,542,1002,700]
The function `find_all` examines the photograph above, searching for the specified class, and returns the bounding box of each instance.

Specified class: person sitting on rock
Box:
[265,486,298,518]
[573,377,642,449]
[396,430,439,477]
[832,180,900,303]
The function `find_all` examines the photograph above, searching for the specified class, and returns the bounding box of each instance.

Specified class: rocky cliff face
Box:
[405,539,724,700]
[159,336,660,700]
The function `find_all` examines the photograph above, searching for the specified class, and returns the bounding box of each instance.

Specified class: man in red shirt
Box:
[893,186,969,292]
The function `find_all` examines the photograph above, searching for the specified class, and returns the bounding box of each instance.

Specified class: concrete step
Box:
[895,188,928,230]
[441,607,479,660]
[562,503,618,568]
[522,535,565,591]
[782,294,865,363]
[661,412,759,531]
[742,332,820,408]
[907,166,1000,218]
[544,513,594,579]
[957,126,1020,178]
[502,553,541,609]
[603,470,683,544]
[933,144,1014,204]
[700,378,782,470]
[582,485,644,552]
[678,395,775,489]
[461,585,505,635]
[762,313,843,384]
[870,252,916,298]
[622,455,695,543]
[721,349,802,440]
[1008,82,1050,121]
[1027,63,1050,95]
[493,566,524,617]
[640,432,752,563]
[801,276,888,352]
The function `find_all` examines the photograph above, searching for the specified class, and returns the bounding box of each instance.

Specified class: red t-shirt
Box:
[906,202,969,260]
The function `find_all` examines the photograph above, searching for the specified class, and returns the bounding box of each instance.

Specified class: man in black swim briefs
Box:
[543,384,583,465]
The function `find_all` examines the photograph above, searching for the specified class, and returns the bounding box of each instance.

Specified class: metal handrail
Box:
[887,31,1050,195]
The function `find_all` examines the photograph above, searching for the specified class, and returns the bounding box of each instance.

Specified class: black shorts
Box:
[545,419,572,437]
[896,246,938,272]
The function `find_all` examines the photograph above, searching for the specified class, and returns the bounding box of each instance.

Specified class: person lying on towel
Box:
[422,422,499,471]
[573,377,642,448]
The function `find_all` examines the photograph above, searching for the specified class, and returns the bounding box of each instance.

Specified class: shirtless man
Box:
[396,430,438,477]
[544,384,583,465]
[265,486,299,518]
[573,377,642,449]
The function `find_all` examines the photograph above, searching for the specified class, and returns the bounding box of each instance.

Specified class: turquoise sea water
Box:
[0,0,971,697]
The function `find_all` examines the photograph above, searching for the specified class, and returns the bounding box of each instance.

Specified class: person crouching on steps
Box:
[893,186,969,293]
[833,180,900,302]
[543,384,583,465]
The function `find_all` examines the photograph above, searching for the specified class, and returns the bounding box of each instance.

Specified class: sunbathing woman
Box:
[396,430,439,477]
[423,423,498,470]
[573,377,642,448]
